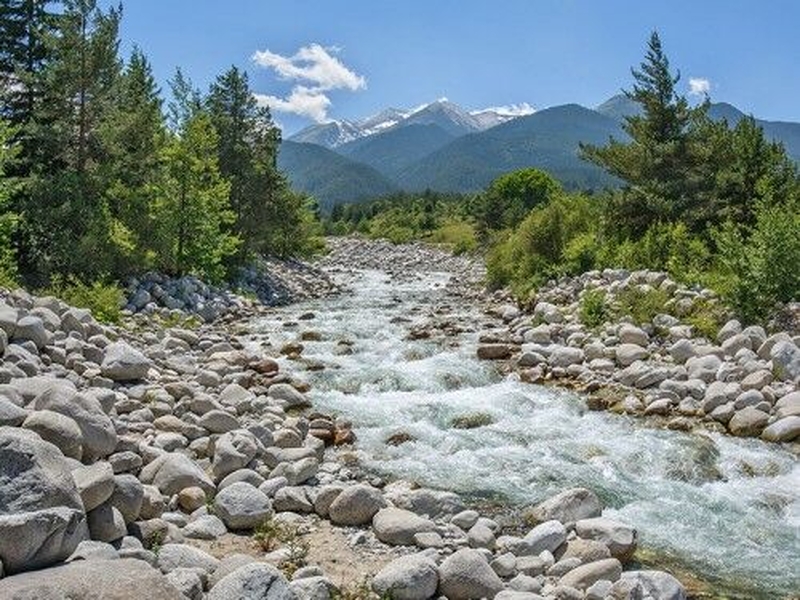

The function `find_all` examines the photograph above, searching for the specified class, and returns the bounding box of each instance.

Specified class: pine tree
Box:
[0,0,58,126]
[206,66,283,257]
[100,47,165,274]
[22,0,123,279]
[581,31,704,233]
[154,111,239,281]
[167,67,201,132]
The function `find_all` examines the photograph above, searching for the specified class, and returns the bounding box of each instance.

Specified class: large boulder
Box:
[372,507,436,546]
[0,558,185,599]
[437,548,504,600]
[0,427,87,574]
[524,488,602,525]
[101,341,152,381]
[72,462,116,512]
[761,416,800,442]
[32,385,117,460]
[213,482,272,530]
[372,554,439,600]
[139,452,214,496]
[619,570,687,600]
[559,558,622,589]
[157,543,220,574]
[13,315,50,349]
[267,383,311,409]
[728,407,770,437]
[0,395,27,427]
[207,563,293,600]
[524,520,566,554]
[22,410,84,460]
[212,430,259,482]
[328,484,386,526]
[771,341,800,382]
[575,518,638,561]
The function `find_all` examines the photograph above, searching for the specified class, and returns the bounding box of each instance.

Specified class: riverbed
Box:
[254,267,800,597]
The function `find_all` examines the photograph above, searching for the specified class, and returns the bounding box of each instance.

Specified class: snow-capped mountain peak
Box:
[287,98,534,148]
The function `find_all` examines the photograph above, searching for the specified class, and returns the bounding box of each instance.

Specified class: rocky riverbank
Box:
[476,269,800,450]
[124,256,340,321]
[0,237,795,599]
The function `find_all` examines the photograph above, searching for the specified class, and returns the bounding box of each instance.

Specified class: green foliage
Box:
[0,120,19,287]
[0,6,324,294]
[154,111,239,282]
[598,221,712,285]
[43,276,124,324]
[714,201,800,322]
[427,217,478,254]
[613,286,671,326]
[252,517,309,578]
[472,168,562,234]
[327,190,478,252]
[580,289,608,328]
[485,193,600,294]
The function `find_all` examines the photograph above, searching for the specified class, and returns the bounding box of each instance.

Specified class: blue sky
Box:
[115,0,800,133]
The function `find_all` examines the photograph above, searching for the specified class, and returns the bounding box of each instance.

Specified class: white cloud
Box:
[473,102,536,117]
[252,43,365,122]
[689,77,711,97]
[255,87,332,123]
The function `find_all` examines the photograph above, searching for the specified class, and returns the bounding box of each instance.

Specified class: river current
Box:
[254,268,800,597]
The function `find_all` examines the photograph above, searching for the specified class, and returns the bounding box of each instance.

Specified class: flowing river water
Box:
[253,268,800,598]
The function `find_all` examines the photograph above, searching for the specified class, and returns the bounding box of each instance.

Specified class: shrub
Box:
[580,288,609,328]
[428,218,478,254]
[43,276,125,324]
[598,222,711,285]
[714,201,800,322]
[485,193,600,294]
[613,286,671,326]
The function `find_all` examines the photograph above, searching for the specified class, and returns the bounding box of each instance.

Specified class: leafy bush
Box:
[580,289,609,328]
[598,222,711,285]
[485,193,600,293]
[43,276,124,324]
[428,218,478,254]
[472,168,562,234]
[612,286,671,326]
[714,201,800,322]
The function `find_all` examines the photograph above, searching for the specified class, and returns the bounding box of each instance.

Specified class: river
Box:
[254,267,800,598]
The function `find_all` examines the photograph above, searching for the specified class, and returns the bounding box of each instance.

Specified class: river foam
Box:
[255,268,800,596]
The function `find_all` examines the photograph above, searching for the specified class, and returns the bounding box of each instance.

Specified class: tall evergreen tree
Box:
[100,47,165,274]
[22,0,123,279]
[0,0,58,126]
[154,111,239,281]
[206,66,283,256]
[581,31,705,233]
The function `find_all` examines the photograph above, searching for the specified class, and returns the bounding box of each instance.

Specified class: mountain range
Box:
[277,96,800,211]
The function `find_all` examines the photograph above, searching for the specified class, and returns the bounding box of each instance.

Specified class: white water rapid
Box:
[254,269,800,597]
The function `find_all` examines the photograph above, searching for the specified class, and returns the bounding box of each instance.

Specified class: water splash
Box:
[254,269,800,596]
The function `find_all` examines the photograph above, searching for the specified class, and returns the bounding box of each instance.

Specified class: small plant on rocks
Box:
[579,288,608,328]
[613,285,671,326]
[252,517,284,552]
